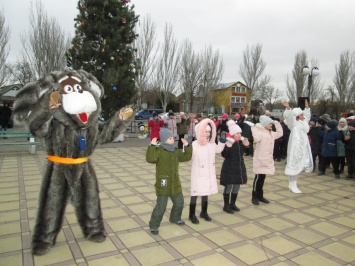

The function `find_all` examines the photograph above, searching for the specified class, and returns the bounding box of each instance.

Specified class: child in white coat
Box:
[188,118,226,224]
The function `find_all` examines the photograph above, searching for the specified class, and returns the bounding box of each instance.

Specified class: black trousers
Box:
[252,174,266,193]
[319,156,339,175]
[346,151,355,176]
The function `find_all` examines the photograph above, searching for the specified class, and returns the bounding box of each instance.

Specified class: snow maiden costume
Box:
[13,69,134,255]
[284,107,313,193]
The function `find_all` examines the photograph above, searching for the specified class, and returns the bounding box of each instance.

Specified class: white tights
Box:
[288,175,298,182]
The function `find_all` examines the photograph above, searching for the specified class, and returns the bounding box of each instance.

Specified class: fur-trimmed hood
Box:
[194,118,216,145]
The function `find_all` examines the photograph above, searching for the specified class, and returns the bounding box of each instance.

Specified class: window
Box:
[231,96,246,103]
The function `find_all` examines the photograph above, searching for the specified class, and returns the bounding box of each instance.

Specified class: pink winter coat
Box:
[190,119,225,196]
[251,122,283,175]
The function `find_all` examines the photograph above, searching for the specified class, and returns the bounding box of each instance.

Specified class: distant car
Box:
[135,109,163,120]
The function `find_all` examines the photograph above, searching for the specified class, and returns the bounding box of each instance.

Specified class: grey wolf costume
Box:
[13,69,134,255]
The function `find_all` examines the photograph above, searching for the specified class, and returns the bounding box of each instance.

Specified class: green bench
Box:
[0,130,41,154]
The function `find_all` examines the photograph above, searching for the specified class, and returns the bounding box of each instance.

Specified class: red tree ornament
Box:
[121,18,126,23]
[81,22,85,27]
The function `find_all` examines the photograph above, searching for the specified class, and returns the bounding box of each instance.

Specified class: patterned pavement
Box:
[1,137,355,266]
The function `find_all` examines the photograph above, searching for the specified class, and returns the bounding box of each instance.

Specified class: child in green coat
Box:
[146,128,192,235]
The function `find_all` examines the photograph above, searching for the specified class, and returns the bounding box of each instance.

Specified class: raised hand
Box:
[118,107,133,120]
[151,137,158,145]
[49,91,61,109]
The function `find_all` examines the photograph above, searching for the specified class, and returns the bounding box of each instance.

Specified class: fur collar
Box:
[195,118,216,145]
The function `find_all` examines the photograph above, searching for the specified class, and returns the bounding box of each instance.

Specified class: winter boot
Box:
[258,190,269,204]
[230,193,240,211]
[251,191,259,205]
[189,203,199,224]
[200,201,212,221]
[223,194,234,214]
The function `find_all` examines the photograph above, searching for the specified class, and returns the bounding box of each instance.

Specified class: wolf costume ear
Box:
[76,69,104,98]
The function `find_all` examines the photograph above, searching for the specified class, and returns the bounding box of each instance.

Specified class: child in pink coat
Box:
[251,115,283,205]
[188,118,226,224]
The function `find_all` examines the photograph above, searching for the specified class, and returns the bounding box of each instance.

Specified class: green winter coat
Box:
[177,118,190,135]
[146,144,192,196]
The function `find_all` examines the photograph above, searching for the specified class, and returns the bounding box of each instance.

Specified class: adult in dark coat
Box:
[0,103,12,131]
[317,120,344,178]
[308,116,324,172]
[280,118,290,159]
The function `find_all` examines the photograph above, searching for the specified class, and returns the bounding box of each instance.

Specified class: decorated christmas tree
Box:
[66,0,139,119]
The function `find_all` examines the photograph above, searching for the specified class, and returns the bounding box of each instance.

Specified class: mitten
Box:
[219,131,227,143]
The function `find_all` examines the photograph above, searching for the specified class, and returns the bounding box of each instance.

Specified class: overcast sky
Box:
[2,0,355,97]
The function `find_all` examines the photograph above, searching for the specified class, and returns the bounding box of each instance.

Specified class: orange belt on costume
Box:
[47,155,89,164]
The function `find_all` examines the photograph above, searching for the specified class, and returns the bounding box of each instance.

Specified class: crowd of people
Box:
[145,104,355,235]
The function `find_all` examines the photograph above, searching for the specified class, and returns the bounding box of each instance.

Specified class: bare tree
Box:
[260,85,283,111]
[239,43,270,101]
[154,23,180,111]
[0,10,10,87]
[199,45,224,113]
[286,50,322,105]
[7,61,34,85]
[179,39,204,113]
[18,0,70,79]
[134,15,159,109]
[333,50,355,112]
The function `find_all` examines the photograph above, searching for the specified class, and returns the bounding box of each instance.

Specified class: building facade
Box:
[211,81,251,115]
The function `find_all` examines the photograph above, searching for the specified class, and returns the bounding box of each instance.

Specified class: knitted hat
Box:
[221,113,228,119]
[159,128,173,143]
[348,120,355,127]
[292,107,304,117]
[310,116,317,122]
[227,120,242,135]
[326,120,338,129]
[234,113,240,119]
[168,110,175,116]
[259,115,273,127]
[180,112,185,118]
[152,112,158,118]
[339,118,347,123]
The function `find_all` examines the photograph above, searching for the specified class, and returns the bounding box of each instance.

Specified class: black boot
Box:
[223,194,234,214]
[189,203,199,224]
[258,190,269,204]
[230,193,240,212]
[200,201,212,221]
[251,191,259,205]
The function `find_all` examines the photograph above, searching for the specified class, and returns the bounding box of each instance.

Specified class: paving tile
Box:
[228,243,273,265]
[190,252,236,266]
[0,222,21,235]
[310,221,348,237]
[319,242,355,262]
[261,236,302,255]
[285,228,327,245]
[0,254,22,265]
[203,229,243,246]
[170,237,211,257]
[233,223,271,239]
[33,244,73,265]
[78,238,117,257]
[291,251,340,266]
[261,217,294,231]
[131,245,176,265]
[118,230,155,248]
[107,217,140,232]
[0,235,22,253]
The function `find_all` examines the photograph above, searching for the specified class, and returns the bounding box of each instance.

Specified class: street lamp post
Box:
[302,66,320,101]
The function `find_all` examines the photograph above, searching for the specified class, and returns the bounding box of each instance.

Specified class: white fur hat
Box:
[227,120,242,135]
[292,107,304,117]
[259,115,273,127]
